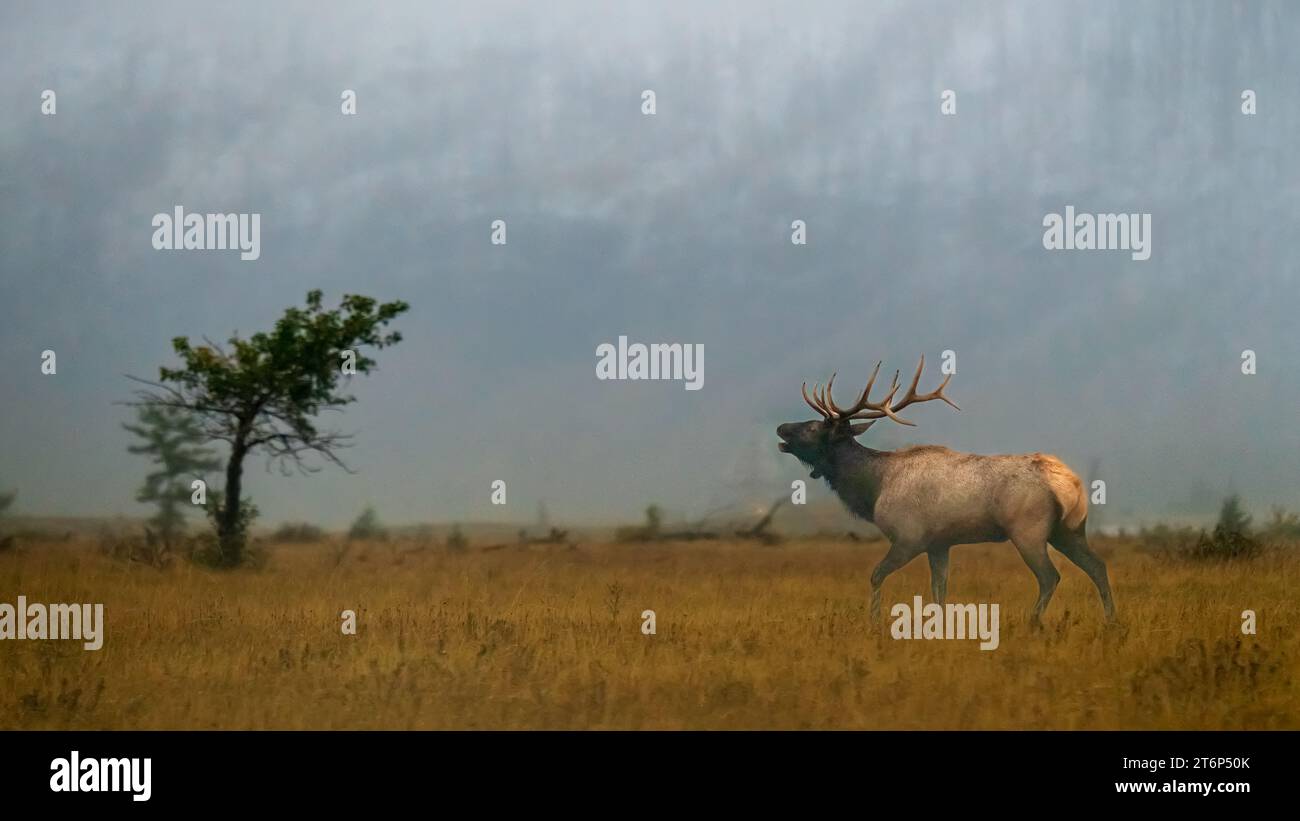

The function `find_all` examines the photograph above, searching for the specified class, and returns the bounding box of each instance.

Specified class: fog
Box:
[1,1,1296,528]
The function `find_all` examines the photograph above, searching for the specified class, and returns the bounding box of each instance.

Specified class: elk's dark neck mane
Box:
[819,441,890,522]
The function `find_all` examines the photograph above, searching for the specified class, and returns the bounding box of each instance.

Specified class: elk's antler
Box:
[819,355,959,426]
[801,381,832,419]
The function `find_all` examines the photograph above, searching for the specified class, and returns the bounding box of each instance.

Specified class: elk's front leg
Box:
[927,545,951,606]
[870,540,927,625]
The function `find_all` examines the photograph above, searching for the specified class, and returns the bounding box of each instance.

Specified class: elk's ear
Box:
[849,420,876,437]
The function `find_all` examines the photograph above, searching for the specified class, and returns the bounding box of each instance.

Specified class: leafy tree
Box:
[0,488,14,552]
[644,504,663,537]
[347,506,386,541]
[129,290,408,566]
[1216,494,1252,536]
[615,504,666,543]
[1188,494,1261,561]
[271,522,325,543]
[123,406,220,549]
[1263,506,1300,541]
[446,524,468,552]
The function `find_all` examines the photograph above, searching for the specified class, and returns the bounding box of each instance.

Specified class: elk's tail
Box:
[1033,454,1088,531]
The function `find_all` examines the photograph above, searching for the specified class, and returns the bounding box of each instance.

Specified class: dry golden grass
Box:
[2,536,1297,729]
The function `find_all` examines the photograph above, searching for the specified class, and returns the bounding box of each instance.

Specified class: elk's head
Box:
[777,356,959,478]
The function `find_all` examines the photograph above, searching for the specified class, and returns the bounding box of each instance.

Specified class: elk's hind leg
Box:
[1008,529,1059,628]
[1050,525,1116,623]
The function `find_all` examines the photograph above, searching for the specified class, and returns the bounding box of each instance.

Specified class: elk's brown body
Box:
[777,356,1115,625]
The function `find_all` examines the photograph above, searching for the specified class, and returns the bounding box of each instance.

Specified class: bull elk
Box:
[777,356,1115,626]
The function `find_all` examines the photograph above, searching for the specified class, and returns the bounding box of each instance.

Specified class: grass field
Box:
[2,536,1296,729]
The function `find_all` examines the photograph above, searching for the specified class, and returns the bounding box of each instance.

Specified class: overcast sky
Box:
[1,1,1297,529]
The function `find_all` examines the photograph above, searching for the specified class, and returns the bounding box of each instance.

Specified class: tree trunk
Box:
[158,493,182,551]
[218,439,247,566]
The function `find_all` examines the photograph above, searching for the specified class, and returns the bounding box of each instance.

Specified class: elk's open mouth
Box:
[776,433,820,477]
